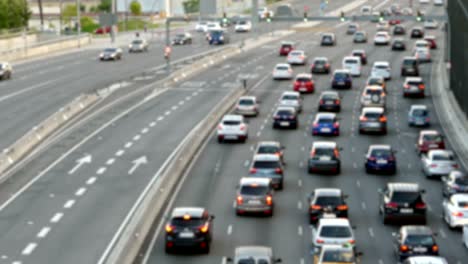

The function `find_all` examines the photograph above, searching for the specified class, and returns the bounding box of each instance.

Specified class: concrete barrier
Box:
[0,34,37,51]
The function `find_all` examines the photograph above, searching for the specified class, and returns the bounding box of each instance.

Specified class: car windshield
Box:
[408,80,423,85]
[371,148,392,157]
[237,258,269,264]
[334,72,348,78]
[240,186,269,196]
[391,192,422,203]
[313,148,334,157]
[319,226,351,238]
[239,99,254,106]
[432,153,453,161]
[276,110,293,116]
[355,32,364,36]
[455,177,468,185]
[238,21,247,25]
[416,42,428,47]
[412,109,428,116]
[258,146,280,154]
[322,250,355,262]
[132,40,143,44]
[223,120,241,125]
[253,161,280,169]
[315,60,326,65]
[104,48,116,52]
[171,217,205,227]
[404,235,434,246]
[318,117,334,123]
[175,34,185,38]
[315,196,341,206]
[352,52,363,57]
[323,36,332,41]
[423,134,442,142]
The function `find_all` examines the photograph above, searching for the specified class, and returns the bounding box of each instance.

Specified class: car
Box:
[417,130,445,154]
[408,105,430,127]
[128,38,148,52]
[312,218,355,253]
[235,177,274,216]
[99,47,122,61]
[195,21,208,32]
[376,21,390,32]
[442,194,468,228]
[308,188,348,224]
[218,17,231,27]
[0,62,12,80]
[378,182,427,225]
[374,32,391,45]
[249,154,284,190]
[255,141,285,164]
[465,225,468,248]
[393,25,406,35]
[433,0,444,6]
[321,33,336,46]
[208,30,229,45]
[272,63,293,80]
[314,244,362,264]
[401,57,420,76]
[442,170,468,197]
[234,20,252,32]
[312,113,340,136]
[403,256,448,264]
[172,33,192,45]
[410,27,425,38]
[403,77,426,98]
[360,5,372,15]
[360,86,386,108]
[371,61,391,80]
[390,3,401,14]
[389,18,401,25]
[366,76,386,91]
[394,226,439,261]
[226,246,282,264]
[424,35,438,49]
[346,23,360,34]
[94,26,112,34]
[419,0,430,3]
[311,57,331,74]
[342,56,362,77]
[318,91,341,112]
[272,106,298,129]
[164,207,214,253]
[279,91,302,113]
[217,115,248,143]
[371,11,380,22]
[359,107,387,134]
[287,50,307,65]
[413,40,430,52]
[421,150,458,178]
[235,96,259,117]
[279,41,294,56]
[331,70,352,89]
[402,7,414,15]
[308,141,341,174]
[205,21,222,32]
[365,144,396,174]
[391,38,406,51]
[414,47,431,62]
[424,19,438,29]
[353,31,368,43]
[293,73,315,93]
[351,49,367,65]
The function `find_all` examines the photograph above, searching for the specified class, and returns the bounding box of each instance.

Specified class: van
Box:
[342,56,362,77]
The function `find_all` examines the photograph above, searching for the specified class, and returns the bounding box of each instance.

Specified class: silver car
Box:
[128,39,148,52]
[217,115,249,143]
[287,50,307,65]
[421,150,459,178]
[235,96,259,117]
[235,177,274,216]
[359,107,387,134]
[360,86,386,108]
[227,246,282,264]
[272,63,293,80]
[279,91,302,113]
[442,194,468,228]
[99,47,123,61]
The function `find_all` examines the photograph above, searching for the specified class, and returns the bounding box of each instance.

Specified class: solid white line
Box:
[298,226,303,236]
[0,79,57,104]
[21,243,37,255]
[75,187,87,196]
[50,213,63,223]
[106,159,115,165]
[368,228,375,237]
[353,162,357,169]
[37,227,51,238]
[97,167,107,175]
[221,257,227,264]
[256,131,261,137]
[86,177,97,185]
[125,142,133,148]
[141,128,149,134]
[299,162,304,168]
[149,122,156,127]
[165,111,171,115]
[64,200,75,209]
[116,150,125,156]
[227,225,233,235]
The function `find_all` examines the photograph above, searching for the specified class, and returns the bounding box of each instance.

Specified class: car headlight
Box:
[219,36,224,40]
[99,53,104,57]
[111,53,115,57]
[129,44,132,48]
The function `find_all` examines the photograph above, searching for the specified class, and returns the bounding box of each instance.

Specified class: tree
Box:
[62,4,77,25]
[182,0,200,14]
[0,0,32,30]
[129,0,142,16]
[98,0,111,12]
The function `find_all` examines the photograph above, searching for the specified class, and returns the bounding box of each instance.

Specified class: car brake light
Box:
[266,195,273,205]
[348,239,355,244]
[400,245,409,252]
[379,116,387,122]
[274,115,280,120]
[430,164,438,168]
[200,223,209,233]
[385,202,398,209]
[360,116,368,121]
[453,164,459,168]
[310,150,316,157]
[452,211,463,217]
[319,100,324,104]
[325,63,330,68]
[275,168,283,174]
[425,117,430,122]
[240,124,246,131]
[217,124,223,130]
[313,123,319,128]
[415,202,426,209]
[165,224,175,233]
[334,149,340,158]
[419,84,425,90]
[249,168,257,173]
[368,157,376,161]
[432,245,439,252]
[335,100,340,104]
[237,196,243,204]
[388,156,395,161]
[316,239,324,244]
[404,84,410,89]
[337,205,348,210]
[333,122,339,128]
[311,205,321,210]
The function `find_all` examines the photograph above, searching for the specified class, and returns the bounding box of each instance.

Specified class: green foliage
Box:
[117,19,159,31]
[63,4,77,25]
[129,0,142,16]
[182,0,199,14]
[0,0,31,30]
[98,0,111,12]
[80,16,99,33]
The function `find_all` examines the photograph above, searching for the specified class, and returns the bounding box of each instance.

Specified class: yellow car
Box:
[314,244,362,264]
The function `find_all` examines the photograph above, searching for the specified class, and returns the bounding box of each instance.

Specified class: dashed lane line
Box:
[63,200,75,209]
[21,243,37,256]
[97,167,107,175]
[37,227,51,238]
[75,187,87,196]
[86,177,97,185]
[50,213,64,223]
[116,150,125,156]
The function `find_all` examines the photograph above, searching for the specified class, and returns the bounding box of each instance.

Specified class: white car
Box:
[205,22,222,32]
[287,50,307,65]
[258,7,274,19]
[195,21,207,32]
[235,21,252,32]
[421,150,459,178]
[419,0,430,3]
[413,40,430,51]
[279,91,302,113]
[376,21,390,32]
[312,218,355,253]
[235,96,259,117]
[414,47,431,62]
[371,61,392,80]
[403,256,448,264]
[272,63,293,80]
[433,0,444,6]
[0,62,12,80]
[360,86,386,108]
[360,5,372,15]
[424,19,439,29]
[442,194,468,228]
[342,56,362,77]
[374,32,391,45]
[217,115,248,143]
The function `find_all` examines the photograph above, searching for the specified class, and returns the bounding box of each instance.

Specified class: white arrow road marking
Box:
[129,156,148,175]
[68,154,92,175]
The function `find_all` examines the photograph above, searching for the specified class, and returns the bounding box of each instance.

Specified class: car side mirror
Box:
[226,257,233,262]
[210,215,216,220]
[356,251,364,257]
[377,188,383,194]
[275,258,282,263]
[421,189,426,194]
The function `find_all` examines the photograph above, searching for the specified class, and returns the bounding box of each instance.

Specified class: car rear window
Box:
[282,95,298,100]
[313,148,335,157]
[239,99,254,106]
[349,25,357,29]
[404,235,434,246]
[318,117,334,123]
[315,196,341,206]
[322,94,338,100]
[365,89,383,95]
[238,21,247,25]
[412,109,427,116]
[296,77,311,82]
[344,59,358,64]
[276,66,289,70]
[375,65,388,69]
[334,72,348,78]
[240,185,269,196]
[290,51,302,56]
[368,79,382,85]
[371,148,391,157]
[391,192,422,203]
[423,134,442,142]
[322,250,355,262]
[132,40,143,44]
[432,153,454,161]
[352,52,363,57]
[276,110,293,116]
[403,59,416,66]
[223,120,241,125]
[237,259,269,264]
[314,60,326,65]
[104,48,116,52]
[258,146,280,154]
[171,217,205,227]
[323,36,332,41]
[416,42,428,47]
[253,160,280,169]
[408,80,423,85]
[364,112,381,118]
[319,226,351,238]
[455,177,468,185]
[281,44,292,48]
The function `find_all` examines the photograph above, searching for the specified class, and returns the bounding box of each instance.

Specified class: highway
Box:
[141,2,468,264]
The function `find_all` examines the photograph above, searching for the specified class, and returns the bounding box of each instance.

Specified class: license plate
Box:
[179,232,195,238]
[321,128,331,133]
[429,144,438,148]
[326,101,333,105]
[400,208,414,213]
[413,247,427,253]
[248,200,261,205]
[407,69,414,72]
[280,122,289,126]
[300,88,307,91]
[225,135,238,139]
[338,81,345,85]
[377,159,388,164]
[416,120,425,125]
[319,156,331,161]
[369,123,380,127]
[323,213,336,218]
[410,86,419,91]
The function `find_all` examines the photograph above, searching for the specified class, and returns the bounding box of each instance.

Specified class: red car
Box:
[95,26,112,34]
[293,73,314,93]
[424,36,437,49]
[279,41,294,56]
[417,130,445,154]
[389,19,401,25]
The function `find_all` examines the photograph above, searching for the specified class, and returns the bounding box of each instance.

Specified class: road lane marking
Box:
[408,164,412,169]
[157,116,164,121]
[361,202,367,210]
[133,135,141,141]
[179,100,185,105]
[0,79,58,104]
[149,122,156,127]
[244,160,250,167]
[12,261,22,264]
[232,201,236,208]
[50,213,64,223]
[75,187,87,196]
[97,167,107,175]
[300,258,305,264]
[27,221,33,225]
[353,162,357,169]
[298,226,303,236]
[116,150,125,156]
[37,227,51,238]
[21,243,37,255]
[86,177,97,185]
[378,260,384,264]
[299,162,304,168]
[125,142,133,148]
[368,228,375,238]
[106,159,115,165]
[298,201,303,210]
[49,193,55,198]
[426,203,432,212]
[172,106,178,110]
[298,179,302,187]
[256,131,261,137]
[1,255,7,259]
[64,200,75,209]
[227,225,233,235]
[356,180,361,188]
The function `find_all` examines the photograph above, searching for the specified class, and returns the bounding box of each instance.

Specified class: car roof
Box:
[282,91,300,96]
[253,154,280,161]
[322,33,335,36]
[281,41,294,45]
[222,115,243,121]
[290,50,305,54]
[312,141,337,148]
[296,73,312,78]
[320,244,354,252]
[275,63,291,67]
[334,69,350,74]
[352,49,365,53]
[171,207,205,218]
[451,194,468,203]
[403,56,417,60]
[239,96,256,101]
[401,225,433,235]
[235,246,272,257]
[276,106,296,112]
[410,104,428,110]
[316,113,336,119]
[428,149,453,157]
[258,141,280,147]
[314,57,328,61]
[321,91,339,96]
[415,40,429,44]
[388,182,420,192]
[362,107,384,114]
[420,130,440,135]
[343,56,360,61]
[405,77,423,82]
[318,218,350,226]
[369,144,391,151]
[314,188,342,196]
[374,61,390,66]
[364,85,384,91]
[406,256,447,264]
[240,177,271,186]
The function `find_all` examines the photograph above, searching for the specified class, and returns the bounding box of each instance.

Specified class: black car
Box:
[165,207,214,254]
[172,33,193,45]
[272,107,298,129]
[351,49,367,65]
[379,183,427,225]
[318,91,341,112]
[401,57,420,76]
[320,33,336,46]
[394,226,439,261]
[442,170,468,197]
[410,27,425,38]
[393,25,406,35]
[331,70,352,89]
[391,38,406,51]
[311,57,331,74]
[308,188,348,224]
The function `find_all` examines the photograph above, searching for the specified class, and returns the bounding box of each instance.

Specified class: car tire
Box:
[165,246,173,254]
[217,138,223,143]
[336,166,341,175]
[365,167,371,174]
[236,210,242,216]
[383,214,390,225]
[203,245,210,254]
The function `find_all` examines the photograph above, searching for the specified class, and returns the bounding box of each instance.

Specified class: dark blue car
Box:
[365,145,397,174]
[208,30,230,45]
[331,70,352,89]
[312,113,340,136]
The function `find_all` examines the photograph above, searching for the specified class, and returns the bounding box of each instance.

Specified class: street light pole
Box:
[59,0,63,35]
[111,0,116,43]
[77,0,81,47]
